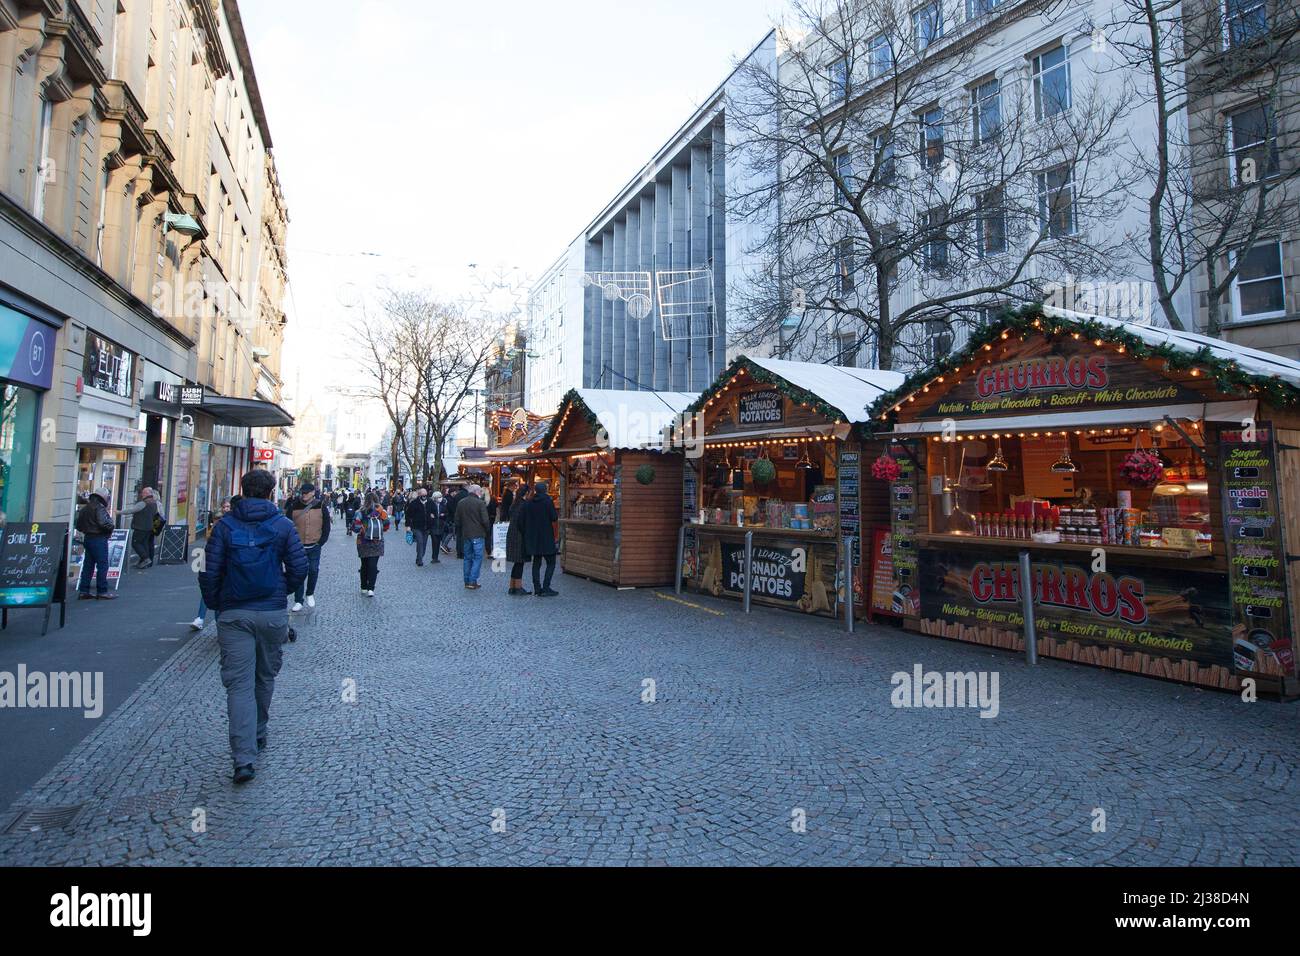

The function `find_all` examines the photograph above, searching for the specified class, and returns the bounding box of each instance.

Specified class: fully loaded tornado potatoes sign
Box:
[723,543,806,602]
[916,339,1201,419]
[919,548,1234,670]
[738,390,784,427]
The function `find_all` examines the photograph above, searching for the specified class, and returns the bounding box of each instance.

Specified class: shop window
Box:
[1228,102,1280,184]
[0,385,39,524]
[1032,44,1071,120]
[1232,241,1286,320]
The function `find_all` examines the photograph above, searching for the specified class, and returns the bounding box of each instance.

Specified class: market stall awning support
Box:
[1020,549,1038,667]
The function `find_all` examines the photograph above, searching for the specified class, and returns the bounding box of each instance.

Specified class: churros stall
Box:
[871,305,1300,697]
[542,388,696,588]
[679,356,904,620]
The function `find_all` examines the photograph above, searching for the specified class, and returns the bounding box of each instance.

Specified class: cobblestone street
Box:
[2,538,1297,867]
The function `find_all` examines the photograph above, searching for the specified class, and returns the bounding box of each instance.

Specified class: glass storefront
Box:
[77,447,130,513]
[0,383,39,524]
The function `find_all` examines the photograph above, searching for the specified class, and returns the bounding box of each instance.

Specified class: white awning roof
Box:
[740,356,906,424]
[887,399,1258,436]
[567,388,697,451]
[1043,306,1300,390]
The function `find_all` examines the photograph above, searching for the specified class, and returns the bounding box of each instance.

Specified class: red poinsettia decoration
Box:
[872,455,902,482]
[1119,449,1164,489]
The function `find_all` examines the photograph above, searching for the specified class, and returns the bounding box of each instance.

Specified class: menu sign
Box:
[1219,424,1296,677]
[682,459,699,580]
[0,523,62,606]
[838,450,861,556]
[888,446,920,616]
[738,390,784,428]
[915,340,1201,420]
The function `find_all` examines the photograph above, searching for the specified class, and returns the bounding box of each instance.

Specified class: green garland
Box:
[635,464,656,485]
[863,304,1300,437]
[684,356,850,425]
[542,389,602,450]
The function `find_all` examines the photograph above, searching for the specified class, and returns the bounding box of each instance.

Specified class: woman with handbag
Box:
[505,484,533,595]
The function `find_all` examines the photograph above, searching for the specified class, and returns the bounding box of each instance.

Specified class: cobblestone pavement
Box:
[1,534,1297,866]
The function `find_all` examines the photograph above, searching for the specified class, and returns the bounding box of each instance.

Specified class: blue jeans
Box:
[463,537,485,585]
[412,528,428,564]
[197,596,208,620]
[294,545,322,603]
[78,535,111,595]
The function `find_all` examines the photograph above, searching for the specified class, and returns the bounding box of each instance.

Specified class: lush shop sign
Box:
[722,543,806,602]
[738,390,784,428]
[919,548,1233,670]
[916,340,1200,419]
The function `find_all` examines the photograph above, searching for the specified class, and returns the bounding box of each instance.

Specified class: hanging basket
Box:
[750,458,777,486]
[871,455,902,482]
[635,464,656,486]
[1119,449,1164,489]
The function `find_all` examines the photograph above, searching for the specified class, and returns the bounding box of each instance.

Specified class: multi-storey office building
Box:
[0,0,290,548]
[1184,0,1298,356]
[525,31,778,412]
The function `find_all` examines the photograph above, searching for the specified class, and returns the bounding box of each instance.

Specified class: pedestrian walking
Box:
[199,470,307,785]
[353,492,390,595]
[447,485,469,558]
[392,490,407,530]
[505,483,533,595]
[434,491,452,555]
[455,484,491,590]
[500,483,515,528]
[406,487,434,567]
[120,486,160,569]
[285,481,332,612]
[74,489,118,601]
[192,497,235,630]
[523,480,560,598]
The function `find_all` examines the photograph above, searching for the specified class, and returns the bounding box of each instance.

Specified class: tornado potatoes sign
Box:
[738,390,784,428]
[723,543,806,602]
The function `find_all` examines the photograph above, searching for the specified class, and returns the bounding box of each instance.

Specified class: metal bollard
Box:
[1019,548,1038,666]
[675,525,686,596]
[743,531,754,614]
[843,536,855,634]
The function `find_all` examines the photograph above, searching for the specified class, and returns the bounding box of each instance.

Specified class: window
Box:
[837,331,861,367]
[829,57,850,101]
[1233,241,1286,319]
[1037,164,1075,238]
[912,2,944,51]
[83,333,136,399]
[832,149,856,196]
[873,130,896,184]
[1228,103,1280,183]
[836,238,857,294]
[976,187,1006,256]
[967,0,1001,18]
[868,33,893,78]
[971,77,1001,144]
[1225,0,1268,47]
[33,98,53,218]
[919,106,944,169]
[1032,44,1071,119]
[924,208,949,271]
[925,319,954,364]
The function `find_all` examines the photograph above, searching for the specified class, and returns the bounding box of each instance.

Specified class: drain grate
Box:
[2,804,85,834]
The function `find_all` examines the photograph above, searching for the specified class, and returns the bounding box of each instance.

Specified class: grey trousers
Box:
[217,608,289,768]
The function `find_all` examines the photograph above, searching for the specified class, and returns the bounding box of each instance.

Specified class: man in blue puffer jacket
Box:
[200,469,308,785]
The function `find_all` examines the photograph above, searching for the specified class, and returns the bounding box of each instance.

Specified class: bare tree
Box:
[727,0,1141,370]
[1104,0,1299,332]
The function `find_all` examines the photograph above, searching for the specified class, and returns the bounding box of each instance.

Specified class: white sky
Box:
[241,0,786,423]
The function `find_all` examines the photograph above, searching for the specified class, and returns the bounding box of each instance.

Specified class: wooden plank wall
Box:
[617,452,685,587]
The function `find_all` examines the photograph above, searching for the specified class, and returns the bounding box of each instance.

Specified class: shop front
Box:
[872,306,1300,697]
[679,357,904,619]
[484,419,559,501]
[541,388,695,589]
[0,299,58,525]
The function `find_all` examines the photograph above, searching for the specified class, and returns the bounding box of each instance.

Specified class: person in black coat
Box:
[522,481,560,597]
[405,488,436,566]
[447,487,469,558]
[505,485,532,595]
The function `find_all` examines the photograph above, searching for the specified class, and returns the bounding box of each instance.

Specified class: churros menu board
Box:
[1219,424,1296,677]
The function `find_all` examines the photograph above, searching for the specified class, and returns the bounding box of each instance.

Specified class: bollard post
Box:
[1019,548,1038,666]
[844,536,855,634]
[675,524,686,596]
[743,531,754,614]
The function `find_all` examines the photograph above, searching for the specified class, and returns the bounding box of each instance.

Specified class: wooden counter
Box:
[916,532,1217,561]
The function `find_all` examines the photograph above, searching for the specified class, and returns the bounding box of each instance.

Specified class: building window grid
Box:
[976,187,1007,256]
[868,33,893,78]
[1032,44,1071,120]
[1232,240,1286,319]
[912,2,944,51]
[1227,102,1281,184]
[1224,0,1269,47]
[1037,164,1076,238]
[919,106,945,169]
[971,77,1001,144]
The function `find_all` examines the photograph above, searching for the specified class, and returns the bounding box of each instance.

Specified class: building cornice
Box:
[188,0,231,77]
[0,189,196,351]
[221,0,272,149]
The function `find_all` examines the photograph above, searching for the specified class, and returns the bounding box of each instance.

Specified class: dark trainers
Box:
[77,593,96,601]
[97,593,118,601]
[233,765,256,785]
[539,589,560,598]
